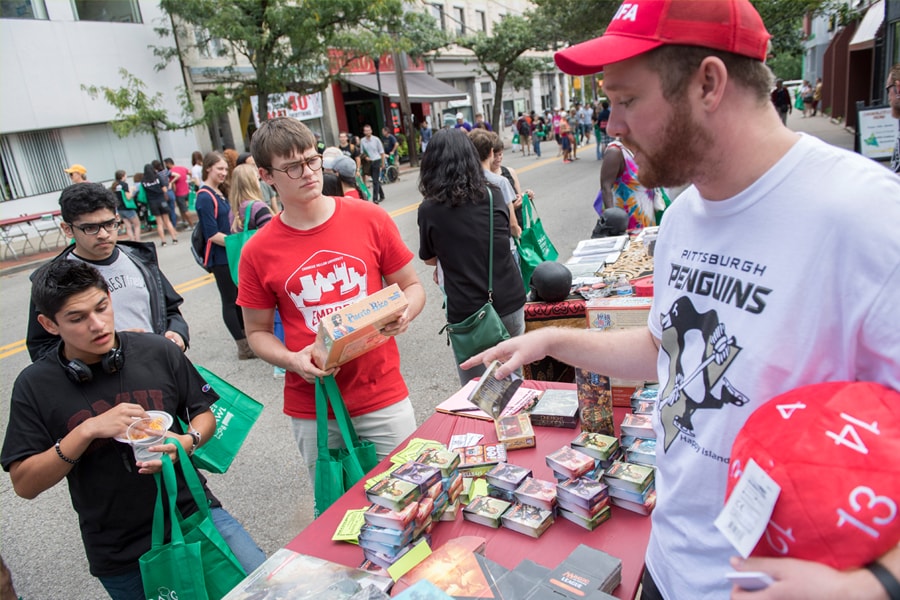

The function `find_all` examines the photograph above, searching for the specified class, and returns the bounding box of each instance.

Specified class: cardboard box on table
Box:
[312,284,408,370]
[584,296,654,407]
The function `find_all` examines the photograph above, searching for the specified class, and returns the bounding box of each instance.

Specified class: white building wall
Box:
[0,1,203,218]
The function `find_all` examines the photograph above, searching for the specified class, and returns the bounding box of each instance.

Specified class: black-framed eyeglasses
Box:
[69,218,121,235]
[269,155,323,179]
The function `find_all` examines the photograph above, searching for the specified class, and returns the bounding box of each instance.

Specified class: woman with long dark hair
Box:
[417,128,525,384]
[196,151,256,360]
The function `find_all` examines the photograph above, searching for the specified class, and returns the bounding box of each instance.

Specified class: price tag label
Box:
[715,458,781,557]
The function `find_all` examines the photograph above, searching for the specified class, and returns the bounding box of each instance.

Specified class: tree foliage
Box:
[156,0,439,123]
[458,14,553,128]
[82,68,231,157]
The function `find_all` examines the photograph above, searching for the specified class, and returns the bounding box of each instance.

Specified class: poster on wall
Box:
[250,92,324,127]
[856,105,898,161]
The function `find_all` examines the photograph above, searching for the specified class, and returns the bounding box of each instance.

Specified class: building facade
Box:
[0,0,205,219]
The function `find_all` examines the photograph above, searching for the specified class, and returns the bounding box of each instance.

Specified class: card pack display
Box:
[495,413,536,450]
[501,502,555,538]
[485,462,532,492]
[462,495,512,528]
[392,461,442,493]
[620,413,656,439]
[625,438,657,466]
[557,504,612,531]
[602,461,655,494]
[556,477,609,510]
[545,445,595,479]
[365,476,421,512]
[529,389,579,428]
[362,501,418,531]
[458,443,508,470]
[416,447,461,477]
[571,431,620,461]
[514,477,558,511]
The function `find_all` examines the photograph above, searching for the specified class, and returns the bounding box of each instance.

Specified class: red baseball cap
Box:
[554,0,771,75]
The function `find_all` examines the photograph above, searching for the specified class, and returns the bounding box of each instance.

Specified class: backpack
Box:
[517,118,530,136]
[190,189,217,272]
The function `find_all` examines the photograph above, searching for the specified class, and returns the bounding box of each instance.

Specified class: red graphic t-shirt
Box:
[237,196,414,419]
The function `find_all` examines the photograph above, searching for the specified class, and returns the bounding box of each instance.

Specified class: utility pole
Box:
[392,47,418,167]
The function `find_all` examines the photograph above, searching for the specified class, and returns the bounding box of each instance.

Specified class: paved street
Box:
[0,112,858,597]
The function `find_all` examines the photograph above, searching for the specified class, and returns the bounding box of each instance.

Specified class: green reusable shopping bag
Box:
[516,194,559,292]
[224,203,259,285]
[184,365,264,474]
[188,190,197,212]
[313,375,378,517]
[171,441,247,599]
[356,174,371,201]
[140,453,209,600]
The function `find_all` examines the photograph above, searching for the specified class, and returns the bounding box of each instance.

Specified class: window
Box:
[194,27,225,58]
[431,3,445,31]
[0,0,47,19]
[475,10,487,32]
[480,81,492,94]
[73,0,141,23]
[453,6,465,36]
[0,130,69,200]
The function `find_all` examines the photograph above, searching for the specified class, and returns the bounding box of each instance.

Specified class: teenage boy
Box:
[464,0,900,598]
[26,183,189,361]
[240,117,425,480]
[2,260,264,599]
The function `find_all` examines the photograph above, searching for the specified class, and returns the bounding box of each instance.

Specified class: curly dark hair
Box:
[58,182,117,223]
[418,128,486,207]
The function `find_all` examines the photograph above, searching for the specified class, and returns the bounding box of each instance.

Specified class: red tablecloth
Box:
[285,382,651,599]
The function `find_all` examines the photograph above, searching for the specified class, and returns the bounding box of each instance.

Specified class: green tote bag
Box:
[187,365,265,474]
[313,375,379,517]
[516,194,559,292]
[224,203,259,285]
[140,453,209,600]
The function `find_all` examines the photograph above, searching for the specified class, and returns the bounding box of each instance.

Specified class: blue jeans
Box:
[98,507,265,600]
[533,137,542,157]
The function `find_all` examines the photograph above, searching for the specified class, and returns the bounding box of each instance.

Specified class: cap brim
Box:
[554,35,664,75]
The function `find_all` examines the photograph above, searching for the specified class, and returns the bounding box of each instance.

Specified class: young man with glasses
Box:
[238,117,425,483]
[26,182,189,361]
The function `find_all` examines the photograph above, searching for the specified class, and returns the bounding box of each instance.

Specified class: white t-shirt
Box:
[645,134,900,598]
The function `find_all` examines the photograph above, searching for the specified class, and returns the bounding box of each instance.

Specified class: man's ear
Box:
[37,314,59,336]
[258,166,274,186]
[59,221,74,239]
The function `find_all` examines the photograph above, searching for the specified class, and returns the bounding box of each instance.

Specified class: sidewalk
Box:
[0,117,856,278]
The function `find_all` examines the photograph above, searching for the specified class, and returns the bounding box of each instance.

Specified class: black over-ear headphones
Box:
[57,340,125,384]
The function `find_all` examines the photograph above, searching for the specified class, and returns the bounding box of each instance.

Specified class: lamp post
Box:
[373,56,386,131]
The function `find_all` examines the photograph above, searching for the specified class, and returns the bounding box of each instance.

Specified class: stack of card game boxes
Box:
[623,384,658,466]
[545,445,596,481]
[485,462,531,503]
[416,447,464,520]
[570,431,623,469]
[361,458,450,568]
[457,443,508,478]
[556,476,611,530]
[505,477,556,537]
[462,495,513,529]
[601,460,656,516]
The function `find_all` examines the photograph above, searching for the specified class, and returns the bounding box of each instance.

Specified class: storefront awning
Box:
[341,72,469,102]
[849,0,883,51]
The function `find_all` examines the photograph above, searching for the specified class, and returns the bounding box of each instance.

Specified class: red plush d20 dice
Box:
[726,381,900,570]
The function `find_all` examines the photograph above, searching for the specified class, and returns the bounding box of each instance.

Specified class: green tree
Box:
[82,68,230,159]
[458,14,553,129]
[531,0,620,46]
[157,0,416,124]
